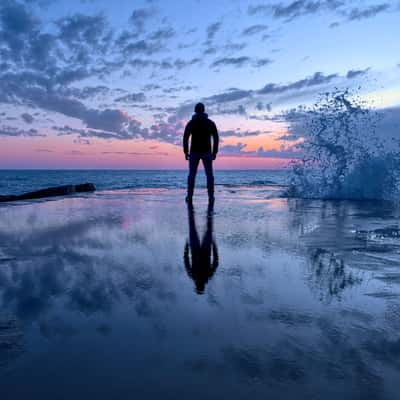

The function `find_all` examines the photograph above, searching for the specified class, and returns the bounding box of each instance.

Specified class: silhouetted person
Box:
[183,103,219,203]
[184,203,219,295]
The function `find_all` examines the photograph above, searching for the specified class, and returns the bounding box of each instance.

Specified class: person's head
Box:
[194,102,205,114]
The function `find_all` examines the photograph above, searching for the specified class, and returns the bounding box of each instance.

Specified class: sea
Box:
[0,169,289,196]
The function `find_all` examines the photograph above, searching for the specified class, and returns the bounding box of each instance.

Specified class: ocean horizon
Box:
[0,169,289,196]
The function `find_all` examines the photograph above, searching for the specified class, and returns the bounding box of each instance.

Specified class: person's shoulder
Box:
[207,118,217,129]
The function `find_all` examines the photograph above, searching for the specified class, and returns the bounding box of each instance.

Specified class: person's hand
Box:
[212,154,217,161]
[185,153,189,161]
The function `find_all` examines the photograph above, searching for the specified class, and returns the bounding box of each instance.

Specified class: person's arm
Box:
[212,122,219,158]
[183,122,191,159]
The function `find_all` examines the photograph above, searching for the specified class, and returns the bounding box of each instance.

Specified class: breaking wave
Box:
[287,90,400,200]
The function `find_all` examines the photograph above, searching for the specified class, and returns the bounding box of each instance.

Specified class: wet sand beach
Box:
[0,188,399,399]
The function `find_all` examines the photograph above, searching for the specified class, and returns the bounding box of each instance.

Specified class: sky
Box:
[0,0,399,169]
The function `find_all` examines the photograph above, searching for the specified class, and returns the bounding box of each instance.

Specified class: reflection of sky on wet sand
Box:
[0,190,400,399]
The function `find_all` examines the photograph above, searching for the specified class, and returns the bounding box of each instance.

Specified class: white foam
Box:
[287,90,400,200]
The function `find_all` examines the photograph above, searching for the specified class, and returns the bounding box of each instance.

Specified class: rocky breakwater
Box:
[0,183,96,202]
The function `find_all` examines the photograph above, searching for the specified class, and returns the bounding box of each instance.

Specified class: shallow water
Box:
[0,188,399,399]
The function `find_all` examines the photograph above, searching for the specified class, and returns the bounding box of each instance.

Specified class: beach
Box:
[0,185,399,399]
[0,0,399,397]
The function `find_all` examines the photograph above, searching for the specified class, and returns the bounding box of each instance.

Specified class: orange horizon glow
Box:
[0,124,295,169]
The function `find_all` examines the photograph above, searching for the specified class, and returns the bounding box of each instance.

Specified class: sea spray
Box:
[287,90,400,200]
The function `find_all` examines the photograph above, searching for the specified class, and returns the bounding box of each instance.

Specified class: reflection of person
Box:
[184,203,219,294]
[183,102,219,204]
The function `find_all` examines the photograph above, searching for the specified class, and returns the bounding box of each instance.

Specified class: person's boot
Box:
[208,190,215,204]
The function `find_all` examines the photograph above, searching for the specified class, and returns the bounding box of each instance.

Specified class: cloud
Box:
[0,126,43,137]
[64,150,89,156]
[83,109,144,134]
[70,86,111,100]
[129,58,158,69]
[102,151,168,156]
[219,129,264,137]
[53,107,185,144]
[0,69,150,139]
[276,134,301,141]
[0,3,121,88]
[21,113,34,123]
[0,1,44,67]
[254,58,273,67]
[248,1,344,20]
[162,85,197,94]
[203,71,340,107]
[219,143,299,159]
[165,58,201,70]
[54,125,146,141]
[142,57,201,71]
[256,101,272,111]
[346,68,370,79]
[55,13,114,72]
[248,1,393,24]
[211,57,272,69]
[0,1,38,36]
[205,88,253,104]
[346,3,390,21]
[197,69,368,120]
[248,1,394,26]
[121,39,163,55]
[57,13,110,47]
[331,3,393,26]
[129,7,157,32]
[143,83,162,91]
[148,27,175,40]
[242,24,268,36]
[271,0,332,19]
[248,4,270,16]
[217,104,247,115]
[203,46,217,55]
[257,72,338,94]
[206,22,222,41]
[148,118,186,145]
[211,56,251,68]
[223,42,247,52]
[115,92,146,103]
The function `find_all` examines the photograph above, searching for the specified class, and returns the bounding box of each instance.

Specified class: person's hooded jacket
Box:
[183,113,219,156]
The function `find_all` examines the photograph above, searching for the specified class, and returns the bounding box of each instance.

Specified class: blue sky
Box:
[0,0,399,168]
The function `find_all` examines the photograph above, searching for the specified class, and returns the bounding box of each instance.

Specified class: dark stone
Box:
[75,183,96,193]
[0,195,17,202]
[0,183,96,203]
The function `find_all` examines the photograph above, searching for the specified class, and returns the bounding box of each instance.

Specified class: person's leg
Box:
[202,154,214,200]
[187,153,200,200]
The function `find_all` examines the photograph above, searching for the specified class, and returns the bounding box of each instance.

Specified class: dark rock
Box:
[75,183,96,192]
[0,183,96,203]
[0,195,17,202]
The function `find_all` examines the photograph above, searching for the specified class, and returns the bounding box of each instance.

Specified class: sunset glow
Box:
[0,0,399,169]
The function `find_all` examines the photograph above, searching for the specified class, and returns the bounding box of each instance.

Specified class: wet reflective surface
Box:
[0,189,399,399]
